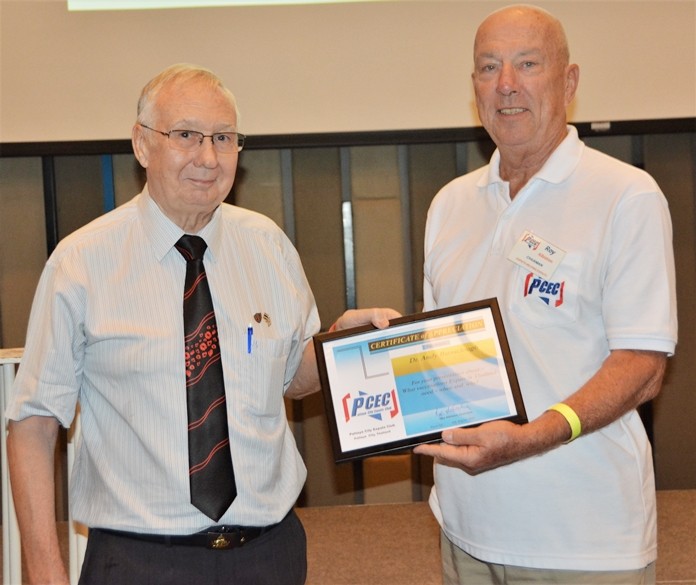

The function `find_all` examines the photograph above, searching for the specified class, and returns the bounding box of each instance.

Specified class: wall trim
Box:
[1,118,694,158]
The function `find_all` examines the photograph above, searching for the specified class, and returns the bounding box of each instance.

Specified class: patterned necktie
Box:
[175,235,236,521]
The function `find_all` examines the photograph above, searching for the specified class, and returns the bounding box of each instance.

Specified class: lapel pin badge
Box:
[253,312,272,327]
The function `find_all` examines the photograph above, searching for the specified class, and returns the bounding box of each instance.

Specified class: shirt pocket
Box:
[239,335,292,418]
[509,254,583,329]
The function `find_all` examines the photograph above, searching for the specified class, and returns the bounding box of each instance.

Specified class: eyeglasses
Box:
[139,124,245,153]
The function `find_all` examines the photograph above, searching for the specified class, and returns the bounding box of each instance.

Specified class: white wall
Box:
[0,0,694,142]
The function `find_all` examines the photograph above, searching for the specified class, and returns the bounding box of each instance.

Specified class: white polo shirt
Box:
[423,126,677,570]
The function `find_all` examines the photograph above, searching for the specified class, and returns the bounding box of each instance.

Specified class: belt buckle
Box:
[210,533,233,549]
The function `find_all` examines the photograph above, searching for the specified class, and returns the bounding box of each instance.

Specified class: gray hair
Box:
[136,63,240,127]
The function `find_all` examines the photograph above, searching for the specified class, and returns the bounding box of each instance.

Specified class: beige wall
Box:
[1,1,694,142]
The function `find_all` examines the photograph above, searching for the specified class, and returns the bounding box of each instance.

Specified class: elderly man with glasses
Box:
[6,63,396,585]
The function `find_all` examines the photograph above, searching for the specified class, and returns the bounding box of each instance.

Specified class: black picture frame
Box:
[314,298,527,463]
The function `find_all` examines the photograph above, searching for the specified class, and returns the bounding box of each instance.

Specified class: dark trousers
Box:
[78,510,307,585]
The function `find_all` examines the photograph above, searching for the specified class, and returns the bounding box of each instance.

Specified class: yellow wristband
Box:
[547,403,582,443]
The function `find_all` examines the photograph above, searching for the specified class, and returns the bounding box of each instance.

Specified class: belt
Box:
[98,522,278,550]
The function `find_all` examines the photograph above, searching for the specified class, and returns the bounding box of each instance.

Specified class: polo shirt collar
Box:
[479,125,584,189]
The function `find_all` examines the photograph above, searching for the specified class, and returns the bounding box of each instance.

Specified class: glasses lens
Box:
[167,130,244,153]
[169,130,203,151]
[211,133,239,154]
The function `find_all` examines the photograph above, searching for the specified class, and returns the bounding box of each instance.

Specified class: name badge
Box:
[508,230,566,279]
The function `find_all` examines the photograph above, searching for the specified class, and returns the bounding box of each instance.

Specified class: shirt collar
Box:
[479,125,584,189]
[137,184,224,263]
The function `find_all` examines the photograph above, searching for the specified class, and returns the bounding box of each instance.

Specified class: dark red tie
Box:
[175,235,236,521]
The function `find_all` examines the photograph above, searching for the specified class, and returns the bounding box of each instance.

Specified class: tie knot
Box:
[175,235,207,261]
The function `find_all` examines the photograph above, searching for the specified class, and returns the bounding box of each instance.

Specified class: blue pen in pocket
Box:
[247,324,253,354]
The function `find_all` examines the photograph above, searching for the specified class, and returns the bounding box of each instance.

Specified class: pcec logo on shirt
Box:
[342,390,399,423]
[523,272,565,307]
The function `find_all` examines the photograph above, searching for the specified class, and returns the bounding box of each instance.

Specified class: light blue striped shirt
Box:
[7,187,320,532]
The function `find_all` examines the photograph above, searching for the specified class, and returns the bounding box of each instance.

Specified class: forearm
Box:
[7,416,69,585]
[545,349,667,441]
[285,341,320,399]
[285,307,402,400]
[501,349,667,454]
[415,349,668,473]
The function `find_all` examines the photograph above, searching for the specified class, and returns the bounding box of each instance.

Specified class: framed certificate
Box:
[313,298,527,462]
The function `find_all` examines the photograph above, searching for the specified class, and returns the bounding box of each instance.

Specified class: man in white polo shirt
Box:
[415,6,677,584]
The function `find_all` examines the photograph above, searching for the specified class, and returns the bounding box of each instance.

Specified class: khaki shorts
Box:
[441,530,656,585]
